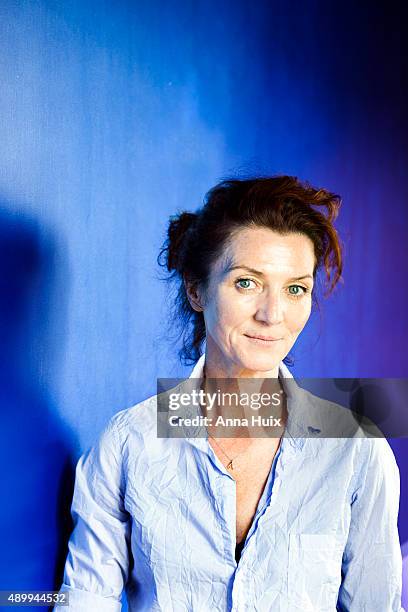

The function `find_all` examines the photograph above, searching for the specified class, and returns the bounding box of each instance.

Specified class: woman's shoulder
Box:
[103,383,185,452]
[108,392,161,441]
[294,384,389,439]
[294,385,399,472]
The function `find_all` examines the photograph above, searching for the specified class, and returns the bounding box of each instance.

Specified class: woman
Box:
[55,176,403,611]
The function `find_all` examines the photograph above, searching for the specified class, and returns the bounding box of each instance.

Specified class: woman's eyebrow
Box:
[226,264,264,275]
[287,275,314,282]
[225,264,313,282]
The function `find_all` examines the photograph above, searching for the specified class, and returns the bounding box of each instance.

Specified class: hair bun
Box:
[165,211,198,272]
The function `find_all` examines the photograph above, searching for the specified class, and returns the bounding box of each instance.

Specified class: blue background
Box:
[0,0,407,608]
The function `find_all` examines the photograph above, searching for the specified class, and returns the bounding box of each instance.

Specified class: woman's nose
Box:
[254,291,284,324]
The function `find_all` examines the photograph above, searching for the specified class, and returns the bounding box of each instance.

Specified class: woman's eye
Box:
[287,285,307,296]
[236,278,257,291]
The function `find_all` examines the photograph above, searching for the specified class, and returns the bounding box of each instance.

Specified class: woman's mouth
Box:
[244,334,283,345]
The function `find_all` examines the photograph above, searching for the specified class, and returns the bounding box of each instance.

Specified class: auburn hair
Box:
[158,175,343,365]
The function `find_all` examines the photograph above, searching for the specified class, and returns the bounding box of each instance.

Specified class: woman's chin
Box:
[236,351,283,374]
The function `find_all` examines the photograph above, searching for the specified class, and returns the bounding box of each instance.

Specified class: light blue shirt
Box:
[56,354,403,611]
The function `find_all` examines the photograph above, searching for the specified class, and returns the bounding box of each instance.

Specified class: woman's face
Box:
[188,226,315,377]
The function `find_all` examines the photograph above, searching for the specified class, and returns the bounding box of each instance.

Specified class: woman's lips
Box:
[244,334,283,345]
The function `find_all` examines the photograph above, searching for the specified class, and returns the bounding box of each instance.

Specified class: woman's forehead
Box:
[214,228,315,276]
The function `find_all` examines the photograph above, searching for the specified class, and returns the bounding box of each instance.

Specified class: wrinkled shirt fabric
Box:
[55,354,403,611]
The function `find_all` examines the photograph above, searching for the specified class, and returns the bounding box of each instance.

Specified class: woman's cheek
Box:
[299,299,313,328]
[288,299,312,331]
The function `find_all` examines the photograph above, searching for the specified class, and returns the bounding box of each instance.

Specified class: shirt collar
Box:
[184,353,310,451]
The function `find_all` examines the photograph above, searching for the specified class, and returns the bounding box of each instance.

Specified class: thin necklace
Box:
[207,433,252,471]
[200,367,285,471]
[200,370,253,471]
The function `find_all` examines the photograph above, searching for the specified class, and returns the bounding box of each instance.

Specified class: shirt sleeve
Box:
[54,413,131,611]
[337,437,404,611]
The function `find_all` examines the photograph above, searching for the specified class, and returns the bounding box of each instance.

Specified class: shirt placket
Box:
[229,441,285,612]
[202,436,287,611]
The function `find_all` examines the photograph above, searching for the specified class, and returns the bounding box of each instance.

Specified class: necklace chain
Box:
[200,370,253,471]
[200,367,285,471]
[206,433,252,470]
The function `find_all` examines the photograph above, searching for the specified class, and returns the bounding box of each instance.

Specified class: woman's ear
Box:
[184,277,204,312]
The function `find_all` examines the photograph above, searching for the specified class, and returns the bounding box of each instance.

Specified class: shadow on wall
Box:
[0,204,77,608]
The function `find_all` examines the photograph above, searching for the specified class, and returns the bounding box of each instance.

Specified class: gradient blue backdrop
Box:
[0,0,407,609]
